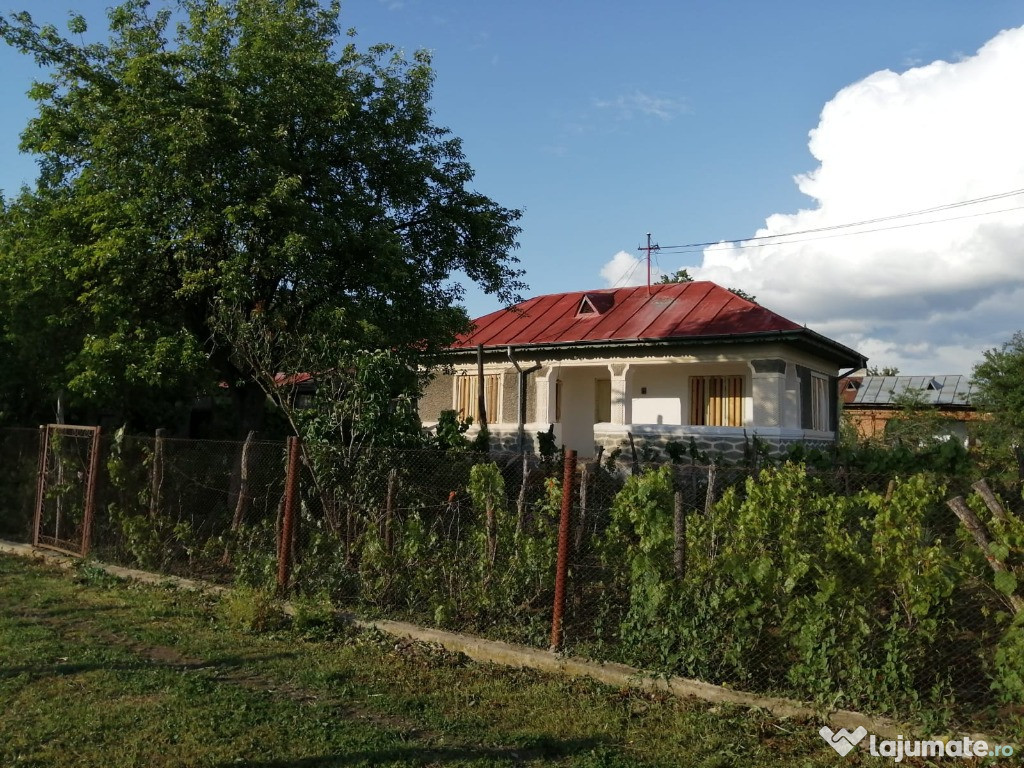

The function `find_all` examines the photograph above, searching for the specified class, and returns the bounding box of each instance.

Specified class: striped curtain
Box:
[455,374,500,423]
[690,376,744,427]
[811,375,829,431]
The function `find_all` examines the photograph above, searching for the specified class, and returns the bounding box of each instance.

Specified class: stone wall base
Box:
[462,423,835,461]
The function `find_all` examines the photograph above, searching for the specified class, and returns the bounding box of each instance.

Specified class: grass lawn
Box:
[0,553,857,767]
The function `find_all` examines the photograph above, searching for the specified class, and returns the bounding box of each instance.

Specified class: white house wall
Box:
[420,343,845,458]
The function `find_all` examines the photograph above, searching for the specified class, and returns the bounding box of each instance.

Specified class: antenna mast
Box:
[639,233,660,295]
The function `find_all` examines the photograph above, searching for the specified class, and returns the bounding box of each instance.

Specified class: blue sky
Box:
[2,0,1023,373]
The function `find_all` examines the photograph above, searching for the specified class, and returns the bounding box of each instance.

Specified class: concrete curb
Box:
[0,540,931,740]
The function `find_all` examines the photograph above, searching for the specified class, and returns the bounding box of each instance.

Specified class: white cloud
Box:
[599,250,664,287]
[685,26,1024,374]
[593,90,686,121]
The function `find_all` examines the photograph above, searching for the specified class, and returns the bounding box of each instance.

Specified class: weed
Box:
[219,586,288,633]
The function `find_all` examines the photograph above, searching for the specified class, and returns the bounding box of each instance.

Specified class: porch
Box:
[518,358,833,459]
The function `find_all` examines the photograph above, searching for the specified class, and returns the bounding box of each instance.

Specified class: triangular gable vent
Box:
[576,292,614,317]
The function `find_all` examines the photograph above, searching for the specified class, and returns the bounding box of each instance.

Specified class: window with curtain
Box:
[810,373,830,431]
[454,374,500,423]
[689,375,744,427]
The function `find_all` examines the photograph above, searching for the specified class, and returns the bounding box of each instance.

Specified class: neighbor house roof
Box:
[451,282,865,367]
[841,375,975,408]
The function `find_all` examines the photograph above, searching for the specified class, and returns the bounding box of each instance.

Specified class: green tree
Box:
[726,287,757,303]
[657,267,755,302]
[882,386,952,447]
[972,331,1024,478]
[0,0,523,433]
[658,268,693,284]
[867,365,901,376]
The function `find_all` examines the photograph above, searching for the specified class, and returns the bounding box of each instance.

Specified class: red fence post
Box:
[550,449,577,652]
[278,435,301,593]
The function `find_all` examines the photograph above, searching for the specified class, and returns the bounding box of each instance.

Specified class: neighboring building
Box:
[419,282,866,460]
[841,374,979,443]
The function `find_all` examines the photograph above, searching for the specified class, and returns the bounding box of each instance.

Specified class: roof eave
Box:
[444,329,866,369]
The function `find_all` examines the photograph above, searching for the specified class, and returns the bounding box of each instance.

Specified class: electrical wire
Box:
[612,256,644,287]
[655,188,1024,253]
[658,204,1024,255]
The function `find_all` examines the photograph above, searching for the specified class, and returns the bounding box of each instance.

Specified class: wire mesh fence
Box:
[33,424,101,556]
[0,425,1020,738]
[0,427,41,543]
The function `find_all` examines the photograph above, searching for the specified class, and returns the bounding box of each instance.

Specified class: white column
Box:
[608,363,633,425]
[536,366,559,424]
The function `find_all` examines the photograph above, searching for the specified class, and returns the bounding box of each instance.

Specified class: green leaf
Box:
[994,570,1018,597]
[989,542,1011,563]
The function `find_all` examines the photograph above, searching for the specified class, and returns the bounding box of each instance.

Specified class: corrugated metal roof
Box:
[453,282,805,349]
[846,375,975,407]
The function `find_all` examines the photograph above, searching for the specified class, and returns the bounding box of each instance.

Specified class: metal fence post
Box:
[80,426,101,557]
[32,425,47,547]
[550,448,577,652]
[278,435,301,593]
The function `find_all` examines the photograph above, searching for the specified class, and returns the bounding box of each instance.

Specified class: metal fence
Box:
[0,425,1020,739]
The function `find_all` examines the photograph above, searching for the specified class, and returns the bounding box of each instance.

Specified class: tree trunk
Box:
[231,379,267,438]
[149,428,167,519]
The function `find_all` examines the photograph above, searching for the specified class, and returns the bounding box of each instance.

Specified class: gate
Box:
[33,424,102,556]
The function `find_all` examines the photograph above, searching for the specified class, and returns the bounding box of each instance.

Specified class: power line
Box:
[658,204,1024,255]
[655,188,1024,253]
[611,254,645,288]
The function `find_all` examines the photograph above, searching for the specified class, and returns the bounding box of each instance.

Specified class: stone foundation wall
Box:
[593,430,742,463]
[470,425,542,454]
[593,426,834,463]
[461,423,834,462]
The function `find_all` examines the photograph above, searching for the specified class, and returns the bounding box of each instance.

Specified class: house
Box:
[418,282,867,459]
[840,374,979,443]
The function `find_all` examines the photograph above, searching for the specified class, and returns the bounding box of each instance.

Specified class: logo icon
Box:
[820,726,868,757]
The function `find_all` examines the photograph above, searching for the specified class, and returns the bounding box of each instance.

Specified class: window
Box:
[455,374,500,424]
[690,376,744,427]
[811,373,830,431]
[576,293,614,317]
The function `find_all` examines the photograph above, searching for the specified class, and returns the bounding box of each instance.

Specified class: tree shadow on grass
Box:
[0,652,296,681]
[4,604,126,627]
[212,737,613,767]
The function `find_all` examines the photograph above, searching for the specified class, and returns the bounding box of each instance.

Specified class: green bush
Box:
[598,464,967,718]
[220,586,288,633]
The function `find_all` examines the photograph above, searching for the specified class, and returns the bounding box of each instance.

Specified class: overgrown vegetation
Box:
[25,423,1016,737]
[592,466,969,720]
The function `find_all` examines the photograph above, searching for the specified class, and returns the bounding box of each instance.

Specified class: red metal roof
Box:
[452,282,805,349]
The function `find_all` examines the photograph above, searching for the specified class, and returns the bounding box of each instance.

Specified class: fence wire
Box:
[0,426,1020,738]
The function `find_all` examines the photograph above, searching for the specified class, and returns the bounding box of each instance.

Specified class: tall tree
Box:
[0,0,523,433]
[972,331,1024,479]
